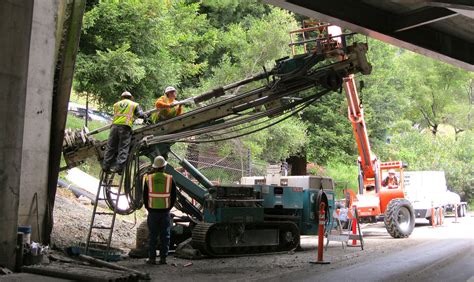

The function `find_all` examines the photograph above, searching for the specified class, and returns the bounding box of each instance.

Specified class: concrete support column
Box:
[0,0,34,270]
[18,0,60,244]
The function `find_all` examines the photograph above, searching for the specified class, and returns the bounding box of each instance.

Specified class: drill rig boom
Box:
[63,42,371,171]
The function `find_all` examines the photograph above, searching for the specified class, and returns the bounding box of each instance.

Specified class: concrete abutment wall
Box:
[0,0,34,270]
[0,0,67,269]
[17,0,61,246]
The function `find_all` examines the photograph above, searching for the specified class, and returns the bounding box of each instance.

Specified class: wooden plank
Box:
[22,263,137,281]
[78,254,150,280]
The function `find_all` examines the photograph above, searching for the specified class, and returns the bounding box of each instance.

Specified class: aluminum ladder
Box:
[84,170,123,260]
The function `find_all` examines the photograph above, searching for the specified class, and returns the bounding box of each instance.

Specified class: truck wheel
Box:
[427,216,435,226]
[384,198,415,238]
[457,205,463,217]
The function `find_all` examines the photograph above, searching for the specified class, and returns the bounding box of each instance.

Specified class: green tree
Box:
[75,0,216,109]
[382,129,473,202]
[445,79,474,138]
[242,117,309,163]
[303,92,355,165]
[179,6,304,164]
[185,7,299,96]
[195,0,269,28]
[399,53,472,136]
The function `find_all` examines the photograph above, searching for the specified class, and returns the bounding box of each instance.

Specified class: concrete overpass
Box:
[0,0,472,270]
[265,0,474,71]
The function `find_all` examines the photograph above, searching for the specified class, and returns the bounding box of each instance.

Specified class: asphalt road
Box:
[284,239,474,282]
[268,215,474,282]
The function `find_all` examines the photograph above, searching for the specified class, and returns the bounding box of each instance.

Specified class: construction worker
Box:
[150,86,184,123]
[102,91,147,174]
[147,86,190,160]
[143,156,177,265]
[382,169,399,188]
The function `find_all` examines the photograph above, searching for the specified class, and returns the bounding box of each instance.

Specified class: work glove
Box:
[181,98,195,105]
[170,101,179,107]
[171,98,195,107]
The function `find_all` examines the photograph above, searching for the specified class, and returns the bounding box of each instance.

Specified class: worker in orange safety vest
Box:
[147,86,193,160]
[143,156,177,265]
[102,91,147,174]
[150,86,184,123]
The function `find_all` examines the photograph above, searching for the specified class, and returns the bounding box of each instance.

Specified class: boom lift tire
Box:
[384,198,415,238]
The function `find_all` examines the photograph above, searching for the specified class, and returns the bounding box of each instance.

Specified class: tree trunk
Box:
[431,124,438,136]
[287,153,307,175]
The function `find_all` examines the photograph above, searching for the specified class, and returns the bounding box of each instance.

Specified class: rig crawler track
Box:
[192,221,300,256]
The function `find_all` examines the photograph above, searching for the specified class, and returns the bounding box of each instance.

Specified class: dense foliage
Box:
[73,0,473,202]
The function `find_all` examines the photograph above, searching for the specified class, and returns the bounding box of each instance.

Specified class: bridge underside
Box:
[265,0,474,71]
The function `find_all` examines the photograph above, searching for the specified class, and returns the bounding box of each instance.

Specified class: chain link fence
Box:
[168,139,269,185]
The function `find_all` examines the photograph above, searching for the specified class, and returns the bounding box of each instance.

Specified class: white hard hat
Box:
[121,91,132,98]
[164,86,176,94]
[388,169,396,174]
[152,156,167,169]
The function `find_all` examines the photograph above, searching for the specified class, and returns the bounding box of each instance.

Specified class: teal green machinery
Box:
[159,154,335,256]
[62,34,370,256]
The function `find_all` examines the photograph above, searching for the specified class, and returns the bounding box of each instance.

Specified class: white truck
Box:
[403,171,468,224]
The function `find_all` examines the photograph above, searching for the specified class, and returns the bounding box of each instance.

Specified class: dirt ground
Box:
[50,187,140,253]
[50,189,472,281]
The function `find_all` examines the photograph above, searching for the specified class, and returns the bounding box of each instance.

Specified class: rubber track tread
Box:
[191,222,214,255]
[191,221,300,257]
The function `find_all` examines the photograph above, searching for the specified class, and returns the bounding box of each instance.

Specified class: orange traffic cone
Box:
[310,202,330,265]
[351,206,357,246]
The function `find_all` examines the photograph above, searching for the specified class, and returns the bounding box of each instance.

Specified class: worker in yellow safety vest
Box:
[143,156,177,265]
[102,91,147,174]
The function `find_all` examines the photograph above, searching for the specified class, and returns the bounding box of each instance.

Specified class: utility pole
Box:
[247,148,252,176]
[85,92,89,127]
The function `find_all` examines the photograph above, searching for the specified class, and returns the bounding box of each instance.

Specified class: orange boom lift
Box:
[290,21,415,238]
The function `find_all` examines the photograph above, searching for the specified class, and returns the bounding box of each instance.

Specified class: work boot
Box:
[159,257,167,265]
[101,165,111,173]
[145,258,156,265]
[110,166,123,175]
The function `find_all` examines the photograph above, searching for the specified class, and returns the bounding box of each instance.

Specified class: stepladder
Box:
[326,206,364,250]
[346,207,364,250]
[84,170,124,261]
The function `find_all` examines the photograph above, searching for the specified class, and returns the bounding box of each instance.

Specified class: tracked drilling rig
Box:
[62,30,373,256]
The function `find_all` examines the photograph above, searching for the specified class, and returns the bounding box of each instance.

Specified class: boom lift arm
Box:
[343,75,379,194]
[289,22,414,238]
